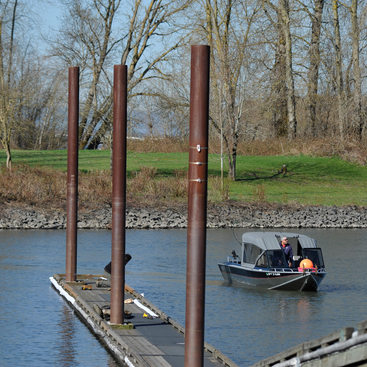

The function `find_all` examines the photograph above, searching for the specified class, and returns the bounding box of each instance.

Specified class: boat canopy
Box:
[241,232,317,251]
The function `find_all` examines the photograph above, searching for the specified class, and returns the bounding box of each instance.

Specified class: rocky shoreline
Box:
[1,203,367,229]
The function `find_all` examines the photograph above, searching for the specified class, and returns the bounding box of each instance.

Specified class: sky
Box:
[32,1,62,51]
[36,1,62,28]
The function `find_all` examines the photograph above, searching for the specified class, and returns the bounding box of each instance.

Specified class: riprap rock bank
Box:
[1,204,367,229]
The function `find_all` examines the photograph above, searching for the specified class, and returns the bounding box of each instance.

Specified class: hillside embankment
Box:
[1,202,367,229]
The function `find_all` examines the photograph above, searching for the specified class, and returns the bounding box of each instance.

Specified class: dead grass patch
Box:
[0,165,65,208]
[0,165,188,211]
[127,137,188,153]
[210,136,367,165]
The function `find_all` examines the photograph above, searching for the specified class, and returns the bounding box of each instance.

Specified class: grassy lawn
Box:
[1,150,189,174]
[225,155,367,206]
[1,149,367,206]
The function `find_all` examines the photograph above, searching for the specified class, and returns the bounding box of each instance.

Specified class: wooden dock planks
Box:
[50,274,238,367]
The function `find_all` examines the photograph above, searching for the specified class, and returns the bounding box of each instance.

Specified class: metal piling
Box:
[185,45,210,367]
[66,66,79,282]
[110,65,128,325]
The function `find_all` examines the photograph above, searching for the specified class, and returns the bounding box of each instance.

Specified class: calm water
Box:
[0,228,366,366]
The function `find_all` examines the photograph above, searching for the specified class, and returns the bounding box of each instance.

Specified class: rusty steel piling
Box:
[66,66,79,282]
[110,65,128,325]
[184,45,210,367]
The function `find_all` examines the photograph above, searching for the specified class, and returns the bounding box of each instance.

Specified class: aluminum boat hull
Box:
[218,263,326,291]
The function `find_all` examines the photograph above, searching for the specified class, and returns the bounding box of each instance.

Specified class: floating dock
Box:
[253,319,367,367]
[50,274,238,367]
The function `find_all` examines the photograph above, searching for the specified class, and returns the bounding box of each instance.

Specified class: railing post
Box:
[66,66,79,282]
[110,65,128,324]
[184,45,210,367]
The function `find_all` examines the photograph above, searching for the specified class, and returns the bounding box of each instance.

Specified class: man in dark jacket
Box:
[281,237,293,267]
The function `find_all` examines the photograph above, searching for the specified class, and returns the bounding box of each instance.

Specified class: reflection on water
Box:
[57,304,76,367]
[296,297,312,323]
[276,294,314,324]
[0,228,367,366]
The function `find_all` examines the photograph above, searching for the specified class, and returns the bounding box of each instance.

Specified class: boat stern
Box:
[218,263,233,283]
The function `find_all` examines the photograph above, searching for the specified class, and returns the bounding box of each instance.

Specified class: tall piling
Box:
[110,65,128,325]
[184,45,210,367]
[66,66,79,282]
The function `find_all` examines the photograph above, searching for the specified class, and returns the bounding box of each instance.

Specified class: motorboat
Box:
[218,232,326,291]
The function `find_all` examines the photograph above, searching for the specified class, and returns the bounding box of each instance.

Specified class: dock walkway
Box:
[253,319,367,366]
[50,274,237,367]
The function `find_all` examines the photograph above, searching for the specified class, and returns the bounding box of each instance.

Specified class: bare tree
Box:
[199,0,261,180]
[42,0,365,151]
[348,0,363,139]
[332,0,345,139]
[263,0,297,139]
[30,68,68,150]
[147,48,191,138]
[263,1,288,137]
[328,0,364,140]
[51,0,120,149]
[0,0,18,168]
[52,0,192,149]
[279,0,297,138]
[301,0,325,137]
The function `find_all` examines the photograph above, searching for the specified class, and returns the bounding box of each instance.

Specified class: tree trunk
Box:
[279,0,297,139]
[5,141,11,169]
[0,1,18,169]
[350,0,363,139]
[307,0,324,137]
[272,15,288,137]
[332,0,345,140]
[230,150,237,181]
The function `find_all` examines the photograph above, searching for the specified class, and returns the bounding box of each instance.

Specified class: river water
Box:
[0,228,366,366]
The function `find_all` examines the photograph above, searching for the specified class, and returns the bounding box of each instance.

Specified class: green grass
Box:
[1,150,188,175]
[224,155,367,206]
[1,149,367,206]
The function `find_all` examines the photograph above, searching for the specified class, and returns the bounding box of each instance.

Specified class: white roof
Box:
[241,232,317,251]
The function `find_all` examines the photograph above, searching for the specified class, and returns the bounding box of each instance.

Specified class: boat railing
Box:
[268,267,326,273]
[268,268,298,273]
[227,256,241,264]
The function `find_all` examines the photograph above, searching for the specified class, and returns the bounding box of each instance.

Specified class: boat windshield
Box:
[302,248,325,268]
[243,242,263,264]
[267,250,288,268]
[256,252,268,268]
